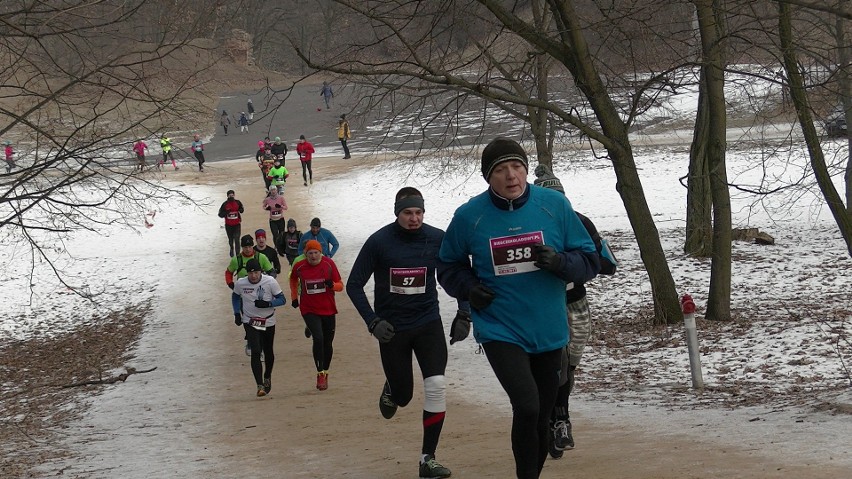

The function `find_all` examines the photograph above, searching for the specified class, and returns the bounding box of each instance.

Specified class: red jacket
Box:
[296,140,315,162]
[289,256,343,316]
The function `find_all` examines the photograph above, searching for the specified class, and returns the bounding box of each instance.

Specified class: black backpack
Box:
[576,212,618,275]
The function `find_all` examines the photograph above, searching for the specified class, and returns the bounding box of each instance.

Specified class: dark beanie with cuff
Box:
[481,137,529,181]
[310,217,321,228]
[533,164,565,194]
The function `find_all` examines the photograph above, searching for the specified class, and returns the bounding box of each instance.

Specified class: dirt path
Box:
[44,156,851,479]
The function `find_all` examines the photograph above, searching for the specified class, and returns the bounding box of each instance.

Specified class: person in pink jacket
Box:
[4,141,16,173]
[296,134,315,186]
[262,186,288,252]
[132,139,148,172]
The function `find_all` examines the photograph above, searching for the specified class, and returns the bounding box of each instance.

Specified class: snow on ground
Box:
[2,127,851,470]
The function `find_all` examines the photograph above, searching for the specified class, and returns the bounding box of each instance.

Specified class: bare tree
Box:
[287,0,685,324]
[0,0,236,291]
[777,0,852,257]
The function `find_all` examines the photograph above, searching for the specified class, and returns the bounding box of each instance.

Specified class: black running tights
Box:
[244,324,275,385]
[303,313,336,371]
[482,341,561,479]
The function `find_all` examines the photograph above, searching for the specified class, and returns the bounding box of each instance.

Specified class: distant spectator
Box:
[247,98,255,121]
[320,81,334,109]
[338,114,351,159]
[220,110,231,135]
[239,112,249,134]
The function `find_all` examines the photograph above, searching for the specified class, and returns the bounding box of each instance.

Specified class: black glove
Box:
[449,310,471,345]
[533,244,563,273]
[324,278,335,289]
[468,283,496,311]
[234,313,242,326]
[368,318,395,343]
[227,282,234,290]
[291,299,299,309]
[254,299,271,308]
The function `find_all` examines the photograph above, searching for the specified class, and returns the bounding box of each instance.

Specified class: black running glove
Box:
[468,283,496,311]
[369,318,395,343]
[254,299,271,308]
[227,282,234,290]
[291,299,299,309]
[233,313,242,326]
[533,244,563,273]
[324,279,335,289]
[449,310,471,345]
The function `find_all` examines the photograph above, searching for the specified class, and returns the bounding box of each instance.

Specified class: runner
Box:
[232,258,285,397]
[346,187,470,479]
[271,137,288,165]
[267,159,289,195]
[217,189,244,257]
[534,164,598,458]
[132,139,147,172]
[289,240,344,390]
[191,134,205,172]
[297,217,339,258]
[262,186,288,254]
[259,146,276,190]
[295,134,315,186]
[437,137,599,479]
[282,219,302,264]
[226,234,276,357]
[159,135,178,170]
[253,229,281,278]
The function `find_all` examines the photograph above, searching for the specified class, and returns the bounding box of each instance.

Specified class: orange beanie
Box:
[305,240,322,253]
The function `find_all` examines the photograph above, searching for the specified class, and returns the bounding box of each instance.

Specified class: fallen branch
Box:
[62,367,157,388]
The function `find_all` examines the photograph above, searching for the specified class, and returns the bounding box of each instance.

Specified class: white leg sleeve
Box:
[423,375,446,413]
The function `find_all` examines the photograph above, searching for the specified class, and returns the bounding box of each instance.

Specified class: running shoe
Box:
[378,381,398,419]
[552,419,574,451]
[263,377,271,394]
[547,428,564,459]
[418,455,451,478]
[303,181,308,186]
[244,341,251,357]
[256,385,266,397]
[316,371,328,391]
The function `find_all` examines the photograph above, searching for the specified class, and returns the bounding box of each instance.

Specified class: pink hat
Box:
[257,140,264,148]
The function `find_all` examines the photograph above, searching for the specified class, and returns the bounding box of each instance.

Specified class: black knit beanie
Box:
[481,137,529,181]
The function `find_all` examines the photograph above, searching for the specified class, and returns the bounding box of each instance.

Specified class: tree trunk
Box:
[838,4,852,215]
[779,2,852,257]
[551,0,681,324]
[685,68,713,257]
[695,0,732,321]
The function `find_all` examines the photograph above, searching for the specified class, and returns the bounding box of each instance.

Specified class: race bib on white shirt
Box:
[489,231,544,276]
[389,267,427,294]
[249,317,267,330]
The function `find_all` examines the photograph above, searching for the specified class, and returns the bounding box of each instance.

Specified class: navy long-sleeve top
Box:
[346,221,467,332]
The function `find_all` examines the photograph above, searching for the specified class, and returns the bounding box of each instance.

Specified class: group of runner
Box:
[220,137,603,479]
[132,134,206,172]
